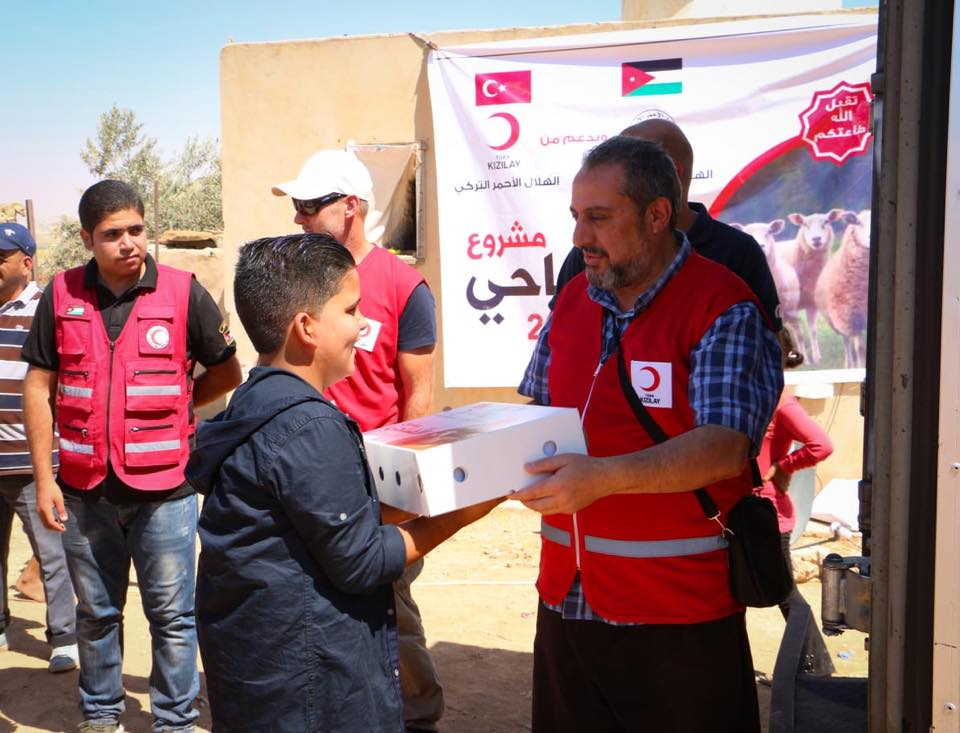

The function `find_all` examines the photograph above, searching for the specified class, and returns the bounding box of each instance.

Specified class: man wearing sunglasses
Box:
[273,149,442,733]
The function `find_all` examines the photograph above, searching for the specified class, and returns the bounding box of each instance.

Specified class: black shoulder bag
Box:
[611,326,792,608]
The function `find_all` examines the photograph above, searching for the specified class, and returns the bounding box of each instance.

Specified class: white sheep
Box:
[815,209,871,368]
[781,209,844,364]
[730,219,802,341]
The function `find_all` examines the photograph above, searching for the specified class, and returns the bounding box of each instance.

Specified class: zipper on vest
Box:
[572,359,604,571]
[133,369,177,376]
[63,424,88,437]
[62,369,89,378]
[105,341,115,464]
[129,424,174,432]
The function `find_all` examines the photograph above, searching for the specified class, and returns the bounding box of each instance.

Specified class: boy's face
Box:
[81,208,148,287]
[314,268,367,389]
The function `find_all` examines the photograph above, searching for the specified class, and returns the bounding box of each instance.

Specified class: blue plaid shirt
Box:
[519,235,783,624]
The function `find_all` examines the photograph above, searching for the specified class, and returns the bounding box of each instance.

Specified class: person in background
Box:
[0,222,77,673]
[757,326,836,676]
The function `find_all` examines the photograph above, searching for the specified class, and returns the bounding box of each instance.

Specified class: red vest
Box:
[53,264,194,491]
[542,253,761,624]
[326,246,425,431]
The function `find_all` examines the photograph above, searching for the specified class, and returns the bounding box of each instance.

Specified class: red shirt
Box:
[757,394,834,533]
[325,246,424,431]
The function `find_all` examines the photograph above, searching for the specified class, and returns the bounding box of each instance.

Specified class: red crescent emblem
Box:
[637,366,660,392]
[488,112,520,151]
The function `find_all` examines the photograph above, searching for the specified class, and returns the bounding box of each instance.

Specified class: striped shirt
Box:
[0,281,57,475]
[519,237,783,624]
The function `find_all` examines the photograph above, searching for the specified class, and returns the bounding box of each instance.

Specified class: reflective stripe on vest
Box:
[60,384,92,398]
[541,519,727,558]
[541,522,571,547]
[125,440,181,453]
[126,385,182,396]
[60,438,94,455]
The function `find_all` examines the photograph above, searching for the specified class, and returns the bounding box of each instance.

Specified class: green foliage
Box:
[81,104,223,238]
[38,216,88,283]
[38,105,224,281]
[81,105,163,199]
[157,137,223,232]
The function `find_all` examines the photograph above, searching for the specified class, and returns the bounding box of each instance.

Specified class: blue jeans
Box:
[62,492,199,732]
[0,475,76,647]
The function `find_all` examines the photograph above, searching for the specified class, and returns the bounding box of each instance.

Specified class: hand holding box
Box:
[363,402,587,516]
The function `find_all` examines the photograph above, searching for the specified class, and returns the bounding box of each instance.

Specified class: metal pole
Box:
[25,199,37,277]
[25,199,36,239]
[153,180,160,263]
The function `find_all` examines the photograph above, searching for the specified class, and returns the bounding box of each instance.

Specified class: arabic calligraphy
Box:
[467,221,547,260]
[454,176,560,194]
[465,253,557,314]
[813,124,868,141]
[799,81,873,165]
[539,133,608,146]
[825,95,860,113]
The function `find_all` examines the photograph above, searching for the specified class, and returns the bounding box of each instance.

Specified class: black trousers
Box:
[777,532,836,677]
[532,605,761,733]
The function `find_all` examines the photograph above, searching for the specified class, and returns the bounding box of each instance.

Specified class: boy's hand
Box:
[440,496,505,527]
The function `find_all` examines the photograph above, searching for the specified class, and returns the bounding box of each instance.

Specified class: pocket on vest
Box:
[124,419,182,468]
[57,312,91,356]
[137,306,176,356]
[57,363,94,414]
[125,360,184,412]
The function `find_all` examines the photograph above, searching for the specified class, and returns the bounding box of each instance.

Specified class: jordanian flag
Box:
[622,58,683,97]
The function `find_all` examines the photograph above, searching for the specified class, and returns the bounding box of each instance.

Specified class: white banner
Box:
[428,15,877,388]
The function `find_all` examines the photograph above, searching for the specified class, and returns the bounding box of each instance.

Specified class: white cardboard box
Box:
[363,402,587,516]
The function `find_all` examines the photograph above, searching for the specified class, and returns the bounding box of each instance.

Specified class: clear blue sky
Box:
[3,0,621,231]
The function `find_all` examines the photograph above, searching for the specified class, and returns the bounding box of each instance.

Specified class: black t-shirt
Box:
[551,202,784,331]
[397,283,437,352]
[22,255,237,504]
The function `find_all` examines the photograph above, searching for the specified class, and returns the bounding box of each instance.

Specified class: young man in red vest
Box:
[23,180,242,733]
[273,150,442,733]
[516,136,783,732]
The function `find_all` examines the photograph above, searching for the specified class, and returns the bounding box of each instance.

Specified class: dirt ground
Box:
[0,502,867,732]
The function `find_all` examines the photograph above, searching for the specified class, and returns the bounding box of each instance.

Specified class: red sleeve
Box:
[775,396,834,474]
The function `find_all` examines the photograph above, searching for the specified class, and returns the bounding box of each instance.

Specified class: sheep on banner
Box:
[427,13,877,388]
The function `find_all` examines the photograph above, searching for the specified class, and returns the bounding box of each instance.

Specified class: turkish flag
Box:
[475,71,532,106]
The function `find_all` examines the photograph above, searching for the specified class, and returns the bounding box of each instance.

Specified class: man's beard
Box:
[584,250,649,291]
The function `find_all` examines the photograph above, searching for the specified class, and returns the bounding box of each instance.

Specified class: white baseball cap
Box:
[271,149,375,204]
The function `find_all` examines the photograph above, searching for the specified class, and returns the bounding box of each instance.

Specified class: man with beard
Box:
[515,136,782,732]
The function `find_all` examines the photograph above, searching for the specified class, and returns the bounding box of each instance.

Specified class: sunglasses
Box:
[292,192,346,216]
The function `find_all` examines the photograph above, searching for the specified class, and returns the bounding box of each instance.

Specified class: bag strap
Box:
[610,321,757,531]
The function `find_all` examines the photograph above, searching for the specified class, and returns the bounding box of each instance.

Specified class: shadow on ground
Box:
[430,641,533,732]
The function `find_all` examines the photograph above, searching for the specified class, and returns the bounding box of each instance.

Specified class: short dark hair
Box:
[582,136,681,230]
[78,180,145,234]
[234,233,356,354]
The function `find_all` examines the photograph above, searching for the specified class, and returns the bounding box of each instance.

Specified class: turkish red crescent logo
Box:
[487,112,520,150]
[636,366,660,392]
[145,325,170,350]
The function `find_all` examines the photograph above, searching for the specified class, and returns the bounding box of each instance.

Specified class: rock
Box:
[158,229,220,248]
[792,547,828,583]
